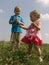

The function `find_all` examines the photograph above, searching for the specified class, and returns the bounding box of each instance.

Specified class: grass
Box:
[0,41,49,65]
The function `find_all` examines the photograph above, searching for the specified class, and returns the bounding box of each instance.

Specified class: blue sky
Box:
[0,0,49,43]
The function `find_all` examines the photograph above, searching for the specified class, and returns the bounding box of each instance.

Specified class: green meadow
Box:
[0,41,49,65]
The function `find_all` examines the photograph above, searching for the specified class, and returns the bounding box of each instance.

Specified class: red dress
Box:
[21,21,42,46]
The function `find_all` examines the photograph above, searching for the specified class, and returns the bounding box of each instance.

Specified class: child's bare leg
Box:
[10,32,15,51]
[34,45,41,56]
[28,43,33,56]
[11,41,15,51]
[34,44,43,62]
[16,40,20,49]
[15,33,21,49]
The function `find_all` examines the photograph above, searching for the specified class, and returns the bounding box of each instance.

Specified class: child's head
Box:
[14,6,21,16]
[30,10,40,22]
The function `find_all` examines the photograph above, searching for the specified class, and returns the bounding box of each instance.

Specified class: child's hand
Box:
[14,19,18,22]
[15,19,24,25]
[32,22,40,30]
[18,22,24,25]
[19,25,28,30]
[32,22,36,26]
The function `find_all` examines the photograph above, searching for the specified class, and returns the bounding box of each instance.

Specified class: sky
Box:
[0,0,49,43]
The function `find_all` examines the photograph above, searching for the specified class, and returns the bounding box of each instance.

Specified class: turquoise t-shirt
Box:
[9,15,24,32]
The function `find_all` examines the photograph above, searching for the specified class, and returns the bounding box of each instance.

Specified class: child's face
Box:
[14,9,21,16]
[30,14,38,22]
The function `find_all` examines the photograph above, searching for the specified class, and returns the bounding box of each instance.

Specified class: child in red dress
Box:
[21,10,43,62]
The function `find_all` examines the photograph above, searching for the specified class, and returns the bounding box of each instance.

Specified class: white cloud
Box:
[0,9,5,14]
[41,13,49,20]
[37,0,49,6]
[44,33,49,37]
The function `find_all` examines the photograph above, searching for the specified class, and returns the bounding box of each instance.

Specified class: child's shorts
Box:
[10,32,21,42]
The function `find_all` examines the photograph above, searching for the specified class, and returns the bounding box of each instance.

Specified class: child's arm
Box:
[15,19,24,25]
[9,19,24,25]
[32,22,41,30]
[9,20,15,24]
[19,25,28,30]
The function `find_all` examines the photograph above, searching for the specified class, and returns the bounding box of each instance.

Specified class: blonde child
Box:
[9,6,24,51]
[21,10,43,62]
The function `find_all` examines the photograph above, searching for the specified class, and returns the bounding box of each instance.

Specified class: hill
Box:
[0,41,49,65]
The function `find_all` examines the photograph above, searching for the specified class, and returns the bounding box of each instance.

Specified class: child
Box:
[21,10,43,62]
[9,6,24,51]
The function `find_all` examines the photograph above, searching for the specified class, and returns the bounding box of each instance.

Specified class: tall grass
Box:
[0,41,49,65]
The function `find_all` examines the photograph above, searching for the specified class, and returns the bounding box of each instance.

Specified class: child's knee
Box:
[11,40,15,43]
[16,39,20,43]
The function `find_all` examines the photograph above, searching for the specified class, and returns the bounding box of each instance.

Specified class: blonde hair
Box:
[30,10,40,19]
[14,6,21,12]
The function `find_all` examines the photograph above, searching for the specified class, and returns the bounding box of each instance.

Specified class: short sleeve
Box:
[21,17,24,23]
[9,16,14,21]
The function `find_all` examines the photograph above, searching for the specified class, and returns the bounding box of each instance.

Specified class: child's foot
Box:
[27,52,32,57]
[29,54,32,57]
[39,57,43,62]
[16,45,20,49]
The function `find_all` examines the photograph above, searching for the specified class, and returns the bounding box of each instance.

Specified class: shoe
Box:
[39,57,43,62]
[29,54,32,57]
[27,52,32,57]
